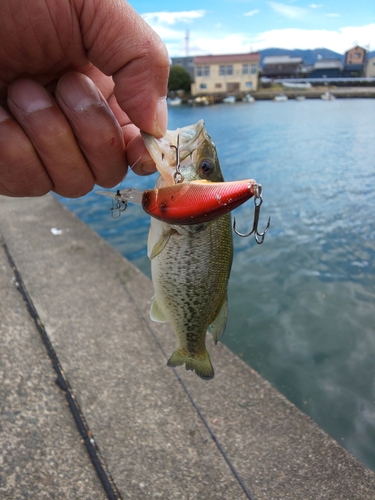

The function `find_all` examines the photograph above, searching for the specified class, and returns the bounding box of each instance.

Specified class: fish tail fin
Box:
[167,349,214,380]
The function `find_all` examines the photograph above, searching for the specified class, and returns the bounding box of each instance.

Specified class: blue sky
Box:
[130,0,375,56]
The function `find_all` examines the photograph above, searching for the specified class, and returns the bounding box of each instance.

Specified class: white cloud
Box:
[168,24,375,56]
[326,13,341,18]
[142,10,205,26]
[244,9,260,17]
[141,8,375,56]
[190,34,253,55]
[269,2,307,20]
[249,24,375,53]
[309,3,322,8]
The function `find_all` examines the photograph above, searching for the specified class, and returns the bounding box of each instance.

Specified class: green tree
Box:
[168,65,191,93]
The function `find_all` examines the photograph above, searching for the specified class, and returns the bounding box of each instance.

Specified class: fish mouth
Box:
[141,120,205,185]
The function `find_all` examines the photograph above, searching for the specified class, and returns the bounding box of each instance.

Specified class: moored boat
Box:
[243,94,255,103]
[168,97,182,106]
[273,94,288,102]
[223,95,236,103]
[320,91,336,101]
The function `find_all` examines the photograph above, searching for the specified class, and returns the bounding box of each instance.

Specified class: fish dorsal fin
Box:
[209,296,228,344]
[150,296,168,323]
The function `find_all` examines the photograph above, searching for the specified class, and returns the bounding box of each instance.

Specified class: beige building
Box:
[191,53,260,96]
[365,56,375,78]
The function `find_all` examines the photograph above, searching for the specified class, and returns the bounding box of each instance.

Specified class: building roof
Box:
[345,45,366,54]
[314,59,343,70]
[193,53,260,64]
[263,56,303,65]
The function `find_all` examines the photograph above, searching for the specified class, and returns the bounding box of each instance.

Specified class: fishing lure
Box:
[99,178,265,224]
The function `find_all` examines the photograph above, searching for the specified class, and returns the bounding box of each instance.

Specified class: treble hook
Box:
[233,184,271,244]
[110,189,128,218]
[170,134,184,184]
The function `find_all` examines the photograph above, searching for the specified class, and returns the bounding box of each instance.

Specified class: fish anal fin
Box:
[209,296,228,344]
[150,296,168,323]
[167,349,214,380]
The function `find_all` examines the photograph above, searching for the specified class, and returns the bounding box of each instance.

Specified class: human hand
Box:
[0,0,169,197]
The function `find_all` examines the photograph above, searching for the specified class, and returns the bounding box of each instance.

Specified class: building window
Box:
[242,64,256,75]
[200,83,207,89]
[215,83,222,88]
[219,65,233,75]
[196,65,210,77]
[245,82,253,88]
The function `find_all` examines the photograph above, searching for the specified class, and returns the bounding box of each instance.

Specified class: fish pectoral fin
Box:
[148,228,173,260]
[209,296,228,345]
[150,296,168,323]
[167,349,214,380]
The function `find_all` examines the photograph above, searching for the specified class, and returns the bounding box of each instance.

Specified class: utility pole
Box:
[185,30,189,57]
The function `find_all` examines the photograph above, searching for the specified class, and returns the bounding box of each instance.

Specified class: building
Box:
[365,56,375,78]
[343,45,367,77]
[262,56,303,79]
[308,59,343,78]
[171,56,195,81]
[191,53,260,96]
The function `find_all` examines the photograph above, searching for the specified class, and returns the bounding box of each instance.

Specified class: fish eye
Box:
[199,159,214,178]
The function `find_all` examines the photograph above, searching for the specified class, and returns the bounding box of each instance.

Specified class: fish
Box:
[141,120,236,380]
[97,120,262,379]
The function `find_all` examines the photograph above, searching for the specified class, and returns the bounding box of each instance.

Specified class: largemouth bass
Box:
[142,120,234,380]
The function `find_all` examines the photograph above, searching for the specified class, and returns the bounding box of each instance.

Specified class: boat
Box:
[192,96,212,106]
[223,95,236,103]
[282,82,311,90]
[320,92,336,101]
[243,94,255,103]
[167,97,182,106]
[273,94,288,102]
[295,95,306,101]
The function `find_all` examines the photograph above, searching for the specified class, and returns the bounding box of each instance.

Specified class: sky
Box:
[129,0,375,57]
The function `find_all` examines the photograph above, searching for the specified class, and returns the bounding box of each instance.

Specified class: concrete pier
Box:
[1,194,375,499]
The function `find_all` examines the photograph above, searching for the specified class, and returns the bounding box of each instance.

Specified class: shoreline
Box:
[174,86,375,105]
[252,86,375,100]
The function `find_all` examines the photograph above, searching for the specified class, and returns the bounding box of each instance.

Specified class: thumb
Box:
[75,0,169,137]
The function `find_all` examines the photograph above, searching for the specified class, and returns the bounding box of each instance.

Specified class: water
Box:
[57,98,375,471]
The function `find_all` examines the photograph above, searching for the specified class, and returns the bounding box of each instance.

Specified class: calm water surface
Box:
[58,99,375,471]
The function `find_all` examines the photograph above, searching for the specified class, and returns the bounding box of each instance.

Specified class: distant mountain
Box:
[259,48,344,67]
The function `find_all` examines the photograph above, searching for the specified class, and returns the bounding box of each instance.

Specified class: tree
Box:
[168,65,191,93]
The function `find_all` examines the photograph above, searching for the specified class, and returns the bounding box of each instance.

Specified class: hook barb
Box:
[170,134,184,183]
[233,184,270,244]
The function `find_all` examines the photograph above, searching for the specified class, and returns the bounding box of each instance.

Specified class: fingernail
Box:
[8,80,54,113]
[155,97,167,137]
[57,73,102,111]
[140,160,156,174]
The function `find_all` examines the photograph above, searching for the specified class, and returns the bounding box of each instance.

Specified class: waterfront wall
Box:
[1,194,375,499]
